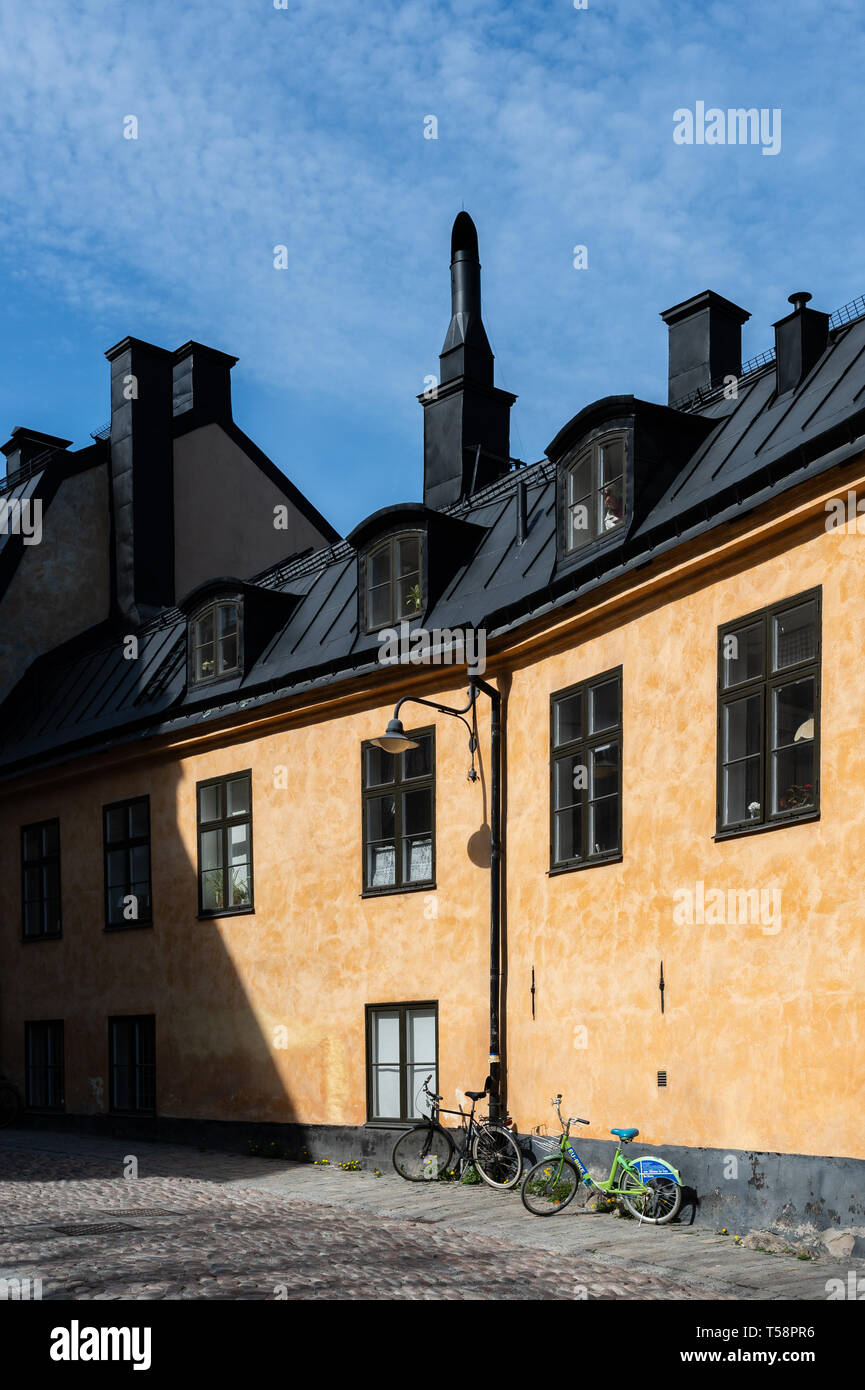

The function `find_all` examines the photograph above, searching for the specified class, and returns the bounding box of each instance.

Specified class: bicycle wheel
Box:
[392,1124,455,1182]
[619,1170,682,1224]
[521,1155,581,1215]
[0,1083,21,1129]
[472,1124,523,1190]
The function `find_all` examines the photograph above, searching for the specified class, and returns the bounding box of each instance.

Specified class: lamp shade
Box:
[369,717,419,755]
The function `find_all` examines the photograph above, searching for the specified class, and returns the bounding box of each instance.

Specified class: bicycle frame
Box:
[544,1098,650,1197]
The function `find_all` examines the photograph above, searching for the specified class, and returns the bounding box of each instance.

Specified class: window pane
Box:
[598,437,625,482]
[201,869,224,911]
[372,1066,401,1117]
[722,622,763,688]
[218,604,238,638]
[589,795,619,855]
[567,499,592,549]
[199,784,221,823]
[200,829,223,872]
[599,476,624,532]
[589,679,618,733]
[229,824,249,865]
[398,577,422,617]
[723,694,761,761]
[43,821,59,855]
[365,745,393,788]
[195,611,214,647]
[408,1008,435,1064]
[106,848,128,888]
[369,584,392,629]
[567,454,591,503]
[772,679,814,749]
[129,801,148,839]
[403,835,432,882]
[230,866,251,906]
[227,778,250,818]
[23,828,41,862]
[553,692,581,746]
[366,795,395,842]
[723,756,762,825]
[403,788,431,837]
[772,744,815,814]
[218,633,238,673]
[403,736,431,780]
[105,808,127,843]
[773,601,817,672]
[555,806,582,862]
[590,740,619,796]
[369,547,391,587]
[130,845,149,884]
[554,756,581,811]
[397,536,420,577]
[369,842,396,887]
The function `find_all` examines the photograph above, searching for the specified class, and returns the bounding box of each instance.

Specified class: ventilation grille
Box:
[657,1070,667,1088]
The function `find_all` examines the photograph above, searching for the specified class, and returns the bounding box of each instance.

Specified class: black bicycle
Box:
[0,1076,21,1128]
[392,1076,523,1189]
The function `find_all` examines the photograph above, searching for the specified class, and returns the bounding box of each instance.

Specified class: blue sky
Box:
[1,0,863,536]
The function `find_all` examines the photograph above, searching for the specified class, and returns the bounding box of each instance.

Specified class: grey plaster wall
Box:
[0,465,110,704]
[173,424,332,597]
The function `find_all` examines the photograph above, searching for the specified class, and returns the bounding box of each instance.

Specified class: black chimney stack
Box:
[105,337,175,625]
[420,213,516,510]
[172,341,238,424]
[1,427,71,482]
[660,290,750,406]
[773,292,829,396]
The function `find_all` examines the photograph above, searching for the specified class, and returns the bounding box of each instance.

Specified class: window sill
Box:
[197,906,255,920]
[24,1106,65,1115]
[104,922,154,933]
[547,854,622,877]
[713,811,820,843]
[364,1120,417,1130]
[109,1110,157,1119]
[20,932,62,943]
[361,882,436,899]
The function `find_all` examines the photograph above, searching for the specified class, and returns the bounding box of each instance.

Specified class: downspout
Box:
[471,676,503,1123]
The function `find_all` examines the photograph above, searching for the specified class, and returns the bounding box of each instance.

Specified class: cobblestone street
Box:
[0,1132,857,1301]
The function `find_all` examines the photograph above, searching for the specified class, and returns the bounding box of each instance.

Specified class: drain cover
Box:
[51,1223,138,1236]
[97,1208,180,1217]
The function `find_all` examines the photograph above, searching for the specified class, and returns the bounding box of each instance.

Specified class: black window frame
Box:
[716,587,821,839]
[108,1014,156,1116]
[196,770,254,918]
[188,596,243,687]
[360,529,426,634]
[364,1001,438,1126]
[549,667,623,873]
[560,430,628,557]
[24,1020,65,1112]
[103,795,153,930]
[361,727,435,896]
[20,817,62,941]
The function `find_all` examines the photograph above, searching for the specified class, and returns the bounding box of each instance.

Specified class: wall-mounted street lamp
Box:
[370,676,503,1121]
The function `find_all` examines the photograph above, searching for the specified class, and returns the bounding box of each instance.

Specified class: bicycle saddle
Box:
[611,1127,639,1140]
[465,1090,487,1101]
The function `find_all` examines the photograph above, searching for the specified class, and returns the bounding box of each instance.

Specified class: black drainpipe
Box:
[471,676,503,1122]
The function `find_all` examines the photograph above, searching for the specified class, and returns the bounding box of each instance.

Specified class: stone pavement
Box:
[0,1130,858,1300]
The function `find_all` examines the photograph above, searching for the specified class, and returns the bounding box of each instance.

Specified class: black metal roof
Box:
[3,309,865,779]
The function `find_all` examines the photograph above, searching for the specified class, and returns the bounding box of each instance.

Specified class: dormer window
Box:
[564,433,626,553]
[366,532,424,630]
[190,600,241,685]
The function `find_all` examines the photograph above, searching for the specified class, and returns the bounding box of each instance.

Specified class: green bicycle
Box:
[521,1094,682,1224]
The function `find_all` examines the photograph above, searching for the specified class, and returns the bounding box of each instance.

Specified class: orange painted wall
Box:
[1,503,863,1159]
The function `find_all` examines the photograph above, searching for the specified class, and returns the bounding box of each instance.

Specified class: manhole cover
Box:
[51,1223,138,1236]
